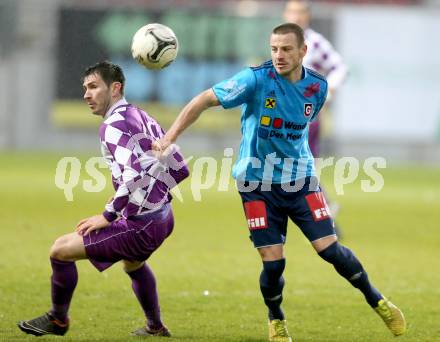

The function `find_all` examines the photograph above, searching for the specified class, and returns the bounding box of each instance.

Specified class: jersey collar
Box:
[277,66,308,86]
[104,97,128,119]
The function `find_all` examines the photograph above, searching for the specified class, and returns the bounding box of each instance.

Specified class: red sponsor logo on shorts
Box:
[244,200,268,230]
[305,192,331,222]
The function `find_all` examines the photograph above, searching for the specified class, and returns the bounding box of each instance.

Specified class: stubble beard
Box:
[278,61,301,79]
[96,95,112,117]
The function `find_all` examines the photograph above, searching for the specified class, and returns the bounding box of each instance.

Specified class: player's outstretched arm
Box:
[154,89,219,152]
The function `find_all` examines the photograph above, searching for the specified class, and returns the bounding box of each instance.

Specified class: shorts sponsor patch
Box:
[244,200,268,230]
[305,192,331,222]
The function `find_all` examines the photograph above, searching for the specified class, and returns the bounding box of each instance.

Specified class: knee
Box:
[312,235,338,253]
[258,245,284,261]
[317,241,339,262]
[122,260,144,273]
[262,259,286,280]
[318,242,355,265]
[50,236,70,261]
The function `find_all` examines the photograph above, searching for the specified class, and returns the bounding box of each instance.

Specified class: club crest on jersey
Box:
[304,103,313,118]
[265,98,276,109]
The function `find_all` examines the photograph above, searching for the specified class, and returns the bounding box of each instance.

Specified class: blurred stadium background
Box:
[1,1,440,341]
[1,0,440,160]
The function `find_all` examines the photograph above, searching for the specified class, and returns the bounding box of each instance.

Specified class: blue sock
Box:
[318,242,382,307]
[260,259,286,320]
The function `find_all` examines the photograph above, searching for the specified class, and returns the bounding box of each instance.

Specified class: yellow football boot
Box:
[268,319,292,342]
[375,297,406,336]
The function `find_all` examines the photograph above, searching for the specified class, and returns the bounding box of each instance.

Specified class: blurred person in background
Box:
[17,61,189,338]
[153,23,406,342]
[284,0,348,237]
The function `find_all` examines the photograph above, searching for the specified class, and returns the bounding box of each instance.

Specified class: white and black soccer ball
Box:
[131,23,178,70]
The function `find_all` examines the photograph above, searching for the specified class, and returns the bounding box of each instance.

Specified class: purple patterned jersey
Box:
[303,28,348,157]
[303,28,347,90]
[99,99,189,222]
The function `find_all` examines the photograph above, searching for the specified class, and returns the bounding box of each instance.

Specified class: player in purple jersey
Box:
[18,61,189,338]
[284,0,347,156]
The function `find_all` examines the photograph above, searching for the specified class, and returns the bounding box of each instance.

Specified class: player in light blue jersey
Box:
[212,60,326,184]
[154,23,406,341]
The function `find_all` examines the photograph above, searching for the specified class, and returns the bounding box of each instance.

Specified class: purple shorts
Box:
[84,203,174,272]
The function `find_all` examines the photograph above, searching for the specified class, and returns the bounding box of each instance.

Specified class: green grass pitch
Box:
[0,152,439,341]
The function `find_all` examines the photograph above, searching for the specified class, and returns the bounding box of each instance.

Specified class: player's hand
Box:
[76,214,110,236]
[152,137,173,158]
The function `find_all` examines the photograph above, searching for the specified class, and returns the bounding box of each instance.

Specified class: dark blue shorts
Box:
[238,177,335,248]
[84,203,174,271]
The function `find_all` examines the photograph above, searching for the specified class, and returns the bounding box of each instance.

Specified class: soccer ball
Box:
[131,23,178,70]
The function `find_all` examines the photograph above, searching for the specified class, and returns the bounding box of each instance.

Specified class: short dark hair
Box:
[272,23,305,47]
[83,61,125,95]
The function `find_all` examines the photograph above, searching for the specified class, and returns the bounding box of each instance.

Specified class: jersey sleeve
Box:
[212,68,257,109]
[155,126,190,186]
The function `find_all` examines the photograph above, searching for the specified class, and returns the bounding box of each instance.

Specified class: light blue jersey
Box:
[212,60,328,183]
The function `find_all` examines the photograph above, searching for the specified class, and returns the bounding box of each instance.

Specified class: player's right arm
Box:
[159,88,219,150]
[155,67,257,153]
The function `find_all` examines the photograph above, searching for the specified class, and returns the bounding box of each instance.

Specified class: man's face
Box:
[82,73,112,116]
[283,1,310,29]
[270,33,306,78]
